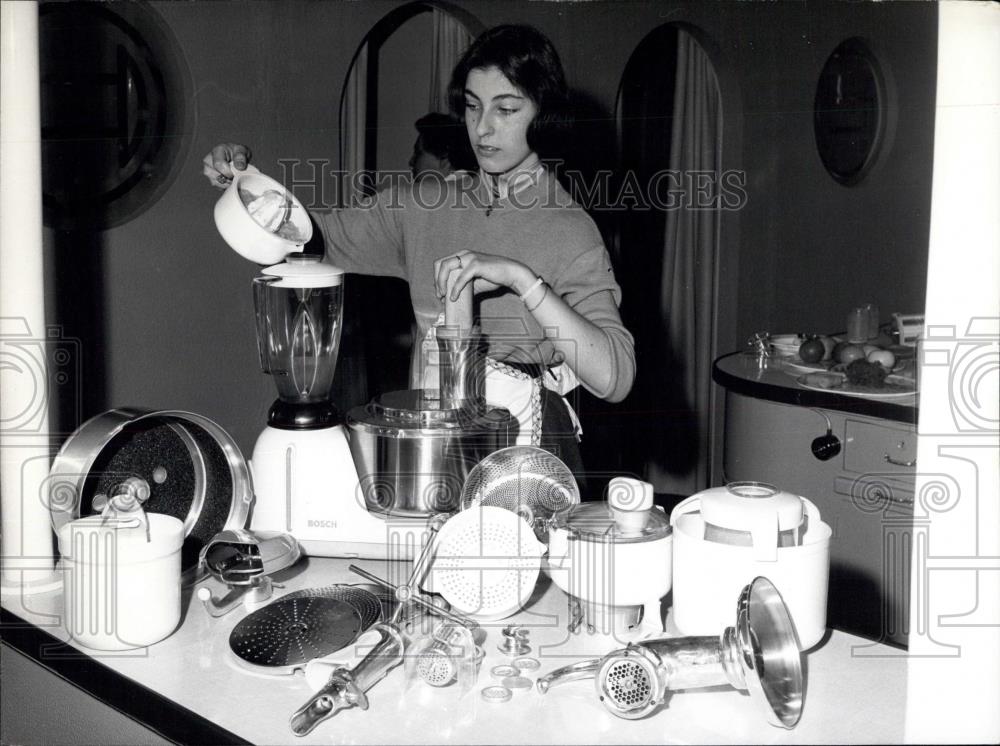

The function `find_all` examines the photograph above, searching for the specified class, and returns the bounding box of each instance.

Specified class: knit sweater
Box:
[316,168,635,402]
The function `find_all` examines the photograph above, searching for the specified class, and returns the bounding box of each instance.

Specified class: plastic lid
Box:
[699,482,804,533]
[262,255,344,288]
[347,389,513,433]
[553,500,671,543]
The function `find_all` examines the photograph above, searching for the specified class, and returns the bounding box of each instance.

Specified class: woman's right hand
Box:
[201,143,253,188]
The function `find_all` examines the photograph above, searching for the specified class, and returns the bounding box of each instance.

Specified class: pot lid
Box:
[698,482,804,532]
[554,478,670,543]
[262,254,343,288]
[347,389,512,432]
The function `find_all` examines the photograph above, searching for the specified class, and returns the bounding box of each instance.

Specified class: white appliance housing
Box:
[249,425,429,559]
[670,483,831,649]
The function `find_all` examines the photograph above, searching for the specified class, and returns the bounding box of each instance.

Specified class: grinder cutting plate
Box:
[229,595,373,675]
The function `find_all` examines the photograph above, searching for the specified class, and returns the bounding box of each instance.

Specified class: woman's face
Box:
[463,66,538,175]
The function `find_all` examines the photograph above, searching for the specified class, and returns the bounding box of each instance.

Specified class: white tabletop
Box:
[3,556,909,745]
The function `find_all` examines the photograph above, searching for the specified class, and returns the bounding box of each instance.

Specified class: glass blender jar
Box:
[253,255,343,428]
[249,255,362,549]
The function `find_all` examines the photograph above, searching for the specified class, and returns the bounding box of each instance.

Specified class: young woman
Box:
[204,25,635,474]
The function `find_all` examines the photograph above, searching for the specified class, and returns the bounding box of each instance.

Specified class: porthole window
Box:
[814,38,885,185]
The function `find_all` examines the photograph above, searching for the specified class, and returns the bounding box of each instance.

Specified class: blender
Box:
[213,169,429,558]
[249,255,430,558]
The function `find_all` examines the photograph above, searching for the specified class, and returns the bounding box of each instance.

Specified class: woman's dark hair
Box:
[447,24,569,160]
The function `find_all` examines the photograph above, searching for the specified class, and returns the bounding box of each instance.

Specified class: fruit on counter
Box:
[819,336,836,361]
[867,348,896,369]
[845,358,889,388]
[798,337,826,364]
[834,342,867,365]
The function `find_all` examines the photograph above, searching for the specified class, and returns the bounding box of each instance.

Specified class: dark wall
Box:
[43,0,935,464]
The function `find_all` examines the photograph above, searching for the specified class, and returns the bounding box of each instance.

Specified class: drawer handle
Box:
[883,453,917,468]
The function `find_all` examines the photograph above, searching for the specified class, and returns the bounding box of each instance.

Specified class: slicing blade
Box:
[229,596,364,674]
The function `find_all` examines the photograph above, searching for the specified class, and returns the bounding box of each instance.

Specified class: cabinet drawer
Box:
[844,419,917,476]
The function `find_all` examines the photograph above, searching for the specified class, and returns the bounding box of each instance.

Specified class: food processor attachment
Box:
[459,445,580,540]
[546,477,672,638]
[195,528,301,617]
[213,165,312,265]
[536,577,804,729]
[670,482,831,649]
[345,287,517,518]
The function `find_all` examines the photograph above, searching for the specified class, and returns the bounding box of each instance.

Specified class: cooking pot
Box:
[346,390,515,517]
[213,165,312,265]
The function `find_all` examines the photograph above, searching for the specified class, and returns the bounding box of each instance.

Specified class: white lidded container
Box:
[58,513,184,650]
[548,477,672,635]
[670,482,831,649]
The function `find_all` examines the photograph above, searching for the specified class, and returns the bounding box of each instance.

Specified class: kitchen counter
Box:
[2,555,909,745]
[713,351,918,424]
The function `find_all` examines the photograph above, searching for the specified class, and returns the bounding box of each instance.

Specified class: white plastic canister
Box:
[670,484,831,649]
[58,513,185,650]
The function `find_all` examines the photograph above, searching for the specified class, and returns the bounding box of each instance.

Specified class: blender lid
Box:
[554,501,671,543]
[698,482,804,532]
[262,254,344,288]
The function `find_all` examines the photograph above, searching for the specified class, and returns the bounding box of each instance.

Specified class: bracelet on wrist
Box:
[519,276,545,305]
[524,284,548,312]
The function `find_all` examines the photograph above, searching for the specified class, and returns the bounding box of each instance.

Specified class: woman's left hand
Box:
[433,251,537,301]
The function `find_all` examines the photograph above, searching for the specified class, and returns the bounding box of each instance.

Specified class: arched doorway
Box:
[614,24,726,498]
[335,2,483,405]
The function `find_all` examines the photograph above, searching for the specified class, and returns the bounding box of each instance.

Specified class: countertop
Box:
[713,351,918,424]
[2,555,910,745]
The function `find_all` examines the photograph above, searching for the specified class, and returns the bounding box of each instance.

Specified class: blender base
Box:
[250,424,431,560]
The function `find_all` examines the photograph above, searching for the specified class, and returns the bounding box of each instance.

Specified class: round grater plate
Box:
[278,584,385,629]
[229,596,363,674]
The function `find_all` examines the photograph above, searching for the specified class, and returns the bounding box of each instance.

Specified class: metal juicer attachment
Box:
[536,577,804,729]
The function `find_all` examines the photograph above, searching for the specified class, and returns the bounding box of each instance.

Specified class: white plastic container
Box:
[58,513,184,650]
[548,478,672,635]
[670,483,831,649]
[213,165,312,265]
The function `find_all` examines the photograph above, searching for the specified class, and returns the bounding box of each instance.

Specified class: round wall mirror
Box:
[814,38,884,185]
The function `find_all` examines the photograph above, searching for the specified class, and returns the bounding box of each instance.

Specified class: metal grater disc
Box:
[229,596,363,675]
[278,584,385,629]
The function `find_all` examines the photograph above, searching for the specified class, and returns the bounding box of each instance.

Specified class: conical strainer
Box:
[425,505,546,621]
[459,446,579,538]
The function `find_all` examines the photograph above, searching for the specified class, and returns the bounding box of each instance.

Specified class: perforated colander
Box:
[425,506,545,620]
[460,446,579,536]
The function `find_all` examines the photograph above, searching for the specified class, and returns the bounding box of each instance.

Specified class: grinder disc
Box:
[278,584,386,629]
[229,596,364,675]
